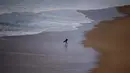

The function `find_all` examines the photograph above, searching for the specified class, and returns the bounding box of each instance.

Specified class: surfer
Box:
[63,39,68,44]
[63,38,68,50]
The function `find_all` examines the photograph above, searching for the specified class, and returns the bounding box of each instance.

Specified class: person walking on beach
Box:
[63,38,68,50]
[63,39,68,44]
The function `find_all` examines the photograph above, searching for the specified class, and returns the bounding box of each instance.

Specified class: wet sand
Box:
[1,28,97,73]
[84,5,130,73]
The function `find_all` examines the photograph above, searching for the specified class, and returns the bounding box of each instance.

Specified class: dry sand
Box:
[84,5,130,73]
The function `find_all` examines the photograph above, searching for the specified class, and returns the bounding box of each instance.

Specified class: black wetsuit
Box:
[63,39,68,44]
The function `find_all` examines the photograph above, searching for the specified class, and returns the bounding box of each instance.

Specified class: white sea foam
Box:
[0,10,93,37]
[0,0,129,37]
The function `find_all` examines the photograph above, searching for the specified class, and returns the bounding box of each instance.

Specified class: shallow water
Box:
[1,28,98,73]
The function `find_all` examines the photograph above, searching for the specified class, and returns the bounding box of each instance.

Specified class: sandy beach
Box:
[84,5,130,73]
[1,3,130,73]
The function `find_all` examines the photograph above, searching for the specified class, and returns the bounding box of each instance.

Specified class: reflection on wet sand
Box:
[84,5,130,73]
